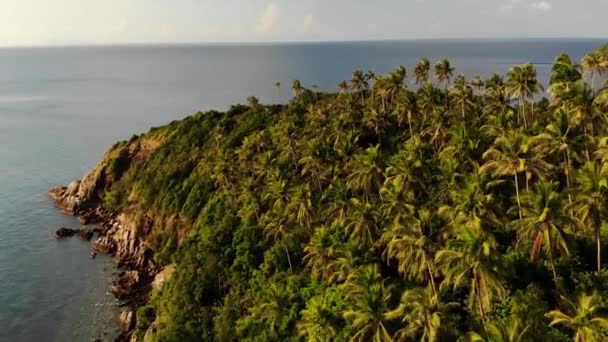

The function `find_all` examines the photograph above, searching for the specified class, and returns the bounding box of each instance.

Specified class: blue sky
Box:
[0,0,606,46]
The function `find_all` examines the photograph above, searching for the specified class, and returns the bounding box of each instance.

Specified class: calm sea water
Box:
[0,39,604,341]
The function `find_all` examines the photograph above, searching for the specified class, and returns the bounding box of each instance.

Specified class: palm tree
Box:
[303,225,337,280]
[505,63,543,128]
[274,80,281,100]
[248,281,294,339]
[549,53,582,103]
[582,51,608,94]
[517,181,571,282]
[480,132,552,220]
[343,265,394,342]
[263,212,295,272]
[386,286,454,342]
[297,294,339,341]
[546,292,608,342]
[299,138,326,195]
[535,107,583,208]
[572,162,608,274]
[393,90,417,136]
[383,208,440,296]
[351,69,369,104]
[345,198,382,248]
[414,57,431,86]
[338,80,349,97]
[293,79,304,99]
[346,145,385,199]
[471,76,485,95]
[450,75,474,124]
[434,58,455,91]
[436,222,506,325]
[468,317,529,342]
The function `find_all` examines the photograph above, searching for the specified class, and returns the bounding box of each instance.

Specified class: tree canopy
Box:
[102,48,608,341]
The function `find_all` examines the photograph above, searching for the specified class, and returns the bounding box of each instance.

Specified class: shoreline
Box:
[49,185,159,341]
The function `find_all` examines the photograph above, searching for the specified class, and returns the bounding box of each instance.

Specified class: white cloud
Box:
[303,14,313,33]
[530,1,552,11]
[499,0,521,12]
[256,3,280,34]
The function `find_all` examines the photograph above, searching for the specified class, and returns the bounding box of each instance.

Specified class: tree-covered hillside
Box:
[103,48,608,341]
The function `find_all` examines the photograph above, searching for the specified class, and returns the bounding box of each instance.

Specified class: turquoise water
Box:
[0,39,604,341]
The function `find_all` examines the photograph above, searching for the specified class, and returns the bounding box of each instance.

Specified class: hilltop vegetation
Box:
[101,47,608,341]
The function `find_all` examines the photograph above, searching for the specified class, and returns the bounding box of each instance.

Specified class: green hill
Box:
[78,52,608,341]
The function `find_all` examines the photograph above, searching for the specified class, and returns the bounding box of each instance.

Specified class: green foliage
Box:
[96,51,608,341]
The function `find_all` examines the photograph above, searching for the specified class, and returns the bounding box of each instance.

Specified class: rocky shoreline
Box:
[49,177,160,341]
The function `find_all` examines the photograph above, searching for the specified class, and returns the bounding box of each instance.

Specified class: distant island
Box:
[50,43,608,341]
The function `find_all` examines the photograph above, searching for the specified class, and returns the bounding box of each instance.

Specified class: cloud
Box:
[256,3,280,34]
[499,0,521,12]
[530,1,552,11]
[303,14,313,33]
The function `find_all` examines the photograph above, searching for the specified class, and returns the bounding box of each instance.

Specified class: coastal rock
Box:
[116,309,135,332]
[77,228,94,241]
[112,270,141,300]
[54,227,77,238]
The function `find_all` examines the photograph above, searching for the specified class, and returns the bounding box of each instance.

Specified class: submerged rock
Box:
[54,227,77,238]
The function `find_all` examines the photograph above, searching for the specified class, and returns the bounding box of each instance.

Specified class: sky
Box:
[0,0,606,46]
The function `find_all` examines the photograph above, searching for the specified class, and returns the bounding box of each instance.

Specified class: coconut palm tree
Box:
[293,79,304,99]
[535,107,583,208]
[303,225,337,280]
[450,74,474,125]
[582,51,608,94]
[480,132,552,220]
[414,57,431,86]
[342,264,394,342]
[471,76,485,95]
[436,222,506,325]
[434,58,455,91]
[549,53,582,103]
[517,181,572,282]
[572,162,608,274]
[468,317,530,342]
[393,90,417,136]
[387,286,455,342]
[345,198,383,248]
[274,80,281,100]
[546,292,608,342]
[382,208,441,296]
[346,145,385,199]
[297,294,339,340]
[263,213,295,272]
[351,69,369,104]
[338,80,349,97]
[505,63,543,128]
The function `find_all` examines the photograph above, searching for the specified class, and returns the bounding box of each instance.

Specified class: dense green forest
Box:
[104,45,608,341]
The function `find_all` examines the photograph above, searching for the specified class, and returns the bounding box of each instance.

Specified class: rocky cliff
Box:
[49,139,164,341]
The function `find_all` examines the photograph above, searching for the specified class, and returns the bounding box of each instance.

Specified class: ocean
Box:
[0,38,604,341]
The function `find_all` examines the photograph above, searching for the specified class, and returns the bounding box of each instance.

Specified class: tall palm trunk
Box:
[565,151,574,221]
[426,259,438,298]
[520,96,528,129]
[514,173,522,220]
[546,225,558,284]
[284,243,293,272]
[596,227,601,274]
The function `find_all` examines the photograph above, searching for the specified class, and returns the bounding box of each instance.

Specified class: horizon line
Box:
[0,36,606,49]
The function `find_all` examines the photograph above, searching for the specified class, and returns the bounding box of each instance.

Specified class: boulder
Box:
[116,309,135,332]
[54,227,77,238]
[77,228,94,241]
